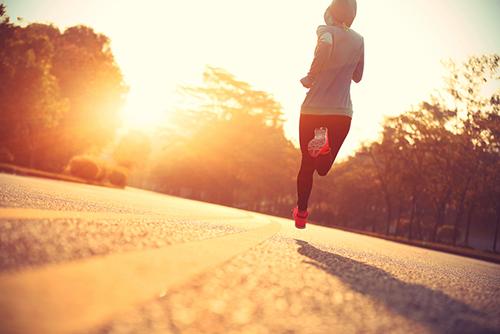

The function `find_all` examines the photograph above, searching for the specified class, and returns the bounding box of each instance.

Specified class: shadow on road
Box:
[295,240,496,334]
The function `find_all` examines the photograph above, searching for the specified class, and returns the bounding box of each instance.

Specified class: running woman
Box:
[293,0,364,229]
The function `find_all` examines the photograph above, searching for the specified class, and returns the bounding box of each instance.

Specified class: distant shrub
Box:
[0,147,14,163]
[68,156,101,180]
[108,167,127,188]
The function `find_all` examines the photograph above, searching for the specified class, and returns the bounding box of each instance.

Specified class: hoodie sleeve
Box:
[352,39,364,83]
[301,28,333,88]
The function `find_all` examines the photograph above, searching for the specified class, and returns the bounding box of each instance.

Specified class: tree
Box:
[0,5,127,171]
[149,67,296,214]
[0,17,68,167]
[45,25,128,170]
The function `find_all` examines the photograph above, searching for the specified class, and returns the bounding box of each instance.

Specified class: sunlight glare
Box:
[121,93,169,132]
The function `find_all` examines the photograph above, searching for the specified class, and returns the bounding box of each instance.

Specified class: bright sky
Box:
[4,0,500,158]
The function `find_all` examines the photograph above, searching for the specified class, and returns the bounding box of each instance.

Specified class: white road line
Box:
[0,221,281,334]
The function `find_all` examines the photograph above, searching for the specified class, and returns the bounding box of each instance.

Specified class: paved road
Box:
[0,174,499,334]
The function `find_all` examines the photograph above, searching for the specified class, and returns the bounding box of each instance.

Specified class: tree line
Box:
[320,55,499,250]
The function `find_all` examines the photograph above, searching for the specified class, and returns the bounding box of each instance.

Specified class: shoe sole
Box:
[308,138,329,158]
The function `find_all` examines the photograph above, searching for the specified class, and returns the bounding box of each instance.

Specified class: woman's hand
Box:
[300,76,314,88]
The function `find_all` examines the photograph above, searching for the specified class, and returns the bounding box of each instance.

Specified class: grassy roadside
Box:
[0,163,123,189]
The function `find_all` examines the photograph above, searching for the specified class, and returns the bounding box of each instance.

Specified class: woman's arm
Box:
[301,31,333,88]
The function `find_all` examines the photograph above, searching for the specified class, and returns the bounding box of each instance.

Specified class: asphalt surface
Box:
[0,173,499,334]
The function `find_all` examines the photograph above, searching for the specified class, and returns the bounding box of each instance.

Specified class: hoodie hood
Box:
[324,0,357,28]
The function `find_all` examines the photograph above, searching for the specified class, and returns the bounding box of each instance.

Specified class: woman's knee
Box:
[315,154,334,176]
[316,164,332,176]
[316,168,330,177]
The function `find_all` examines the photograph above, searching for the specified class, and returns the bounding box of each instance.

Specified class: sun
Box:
[121,94,169,133]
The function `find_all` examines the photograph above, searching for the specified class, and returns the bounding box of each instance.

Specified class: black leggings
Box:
[296,114,351,211]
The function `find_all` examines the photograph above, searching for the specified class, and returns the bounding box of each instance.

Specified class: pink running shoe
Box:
[292,207,309,229]
[307,127,330,158]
